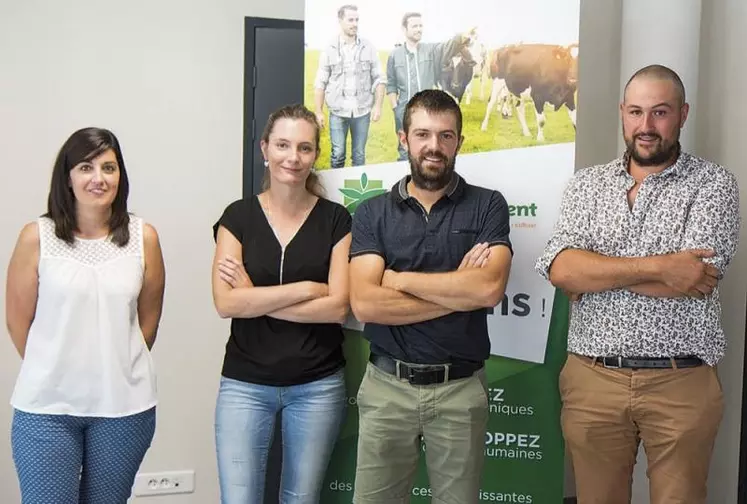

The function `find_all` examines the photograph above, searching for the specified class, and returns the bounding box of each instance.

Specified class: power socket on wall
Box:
[132,470,195,496]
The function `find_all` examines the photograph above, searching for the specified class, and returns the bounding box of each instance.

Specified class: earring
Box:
[263,160,269,167]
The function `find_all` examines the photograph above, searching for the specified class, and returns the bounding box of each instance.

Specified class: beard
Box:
[624,131,680,167]
[408,148,456,191]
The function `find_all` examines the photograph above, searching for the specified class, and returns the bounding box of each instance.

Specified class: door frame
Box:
[242,16,304,198]
[241,17,305,504]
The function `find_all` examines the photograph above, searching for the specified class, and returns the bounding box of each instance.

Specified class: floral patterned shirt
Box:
[535,150,740,365]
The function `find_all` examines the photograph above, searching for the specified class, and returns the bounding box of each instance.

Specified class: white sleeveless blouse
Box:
[10,216,157,417]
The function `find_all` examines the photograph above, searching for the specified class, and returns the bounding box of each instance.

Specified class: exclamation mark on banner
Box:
[541,298,546,317]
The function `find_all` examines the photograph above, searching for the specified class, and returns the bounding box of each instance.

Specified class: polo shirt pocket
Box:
[449,228,478,264]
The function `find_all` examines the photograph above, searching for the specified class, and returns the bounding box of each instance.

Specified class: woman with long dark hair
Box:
[211,104,351,503]
[6,127,165,503]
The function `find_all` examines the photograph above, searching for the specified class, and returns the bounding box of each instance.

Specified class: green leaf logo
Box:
[340,173,387,215]
[338,188,364,200]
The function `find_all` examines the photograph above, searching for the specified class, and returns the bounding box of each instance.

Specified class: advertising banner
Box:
[304,1,580,501]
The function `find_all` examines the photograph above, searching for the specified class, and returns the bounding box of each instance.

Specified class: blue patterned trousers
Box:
[11,407,156,504]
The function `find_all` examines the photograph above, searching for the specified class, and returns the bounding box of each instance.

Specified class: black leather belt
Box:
[579,354,704,369]
[370,354,482,385]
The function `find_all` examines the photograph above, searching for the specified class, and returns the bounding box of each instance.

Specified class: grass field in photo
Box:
[303,50,577,170]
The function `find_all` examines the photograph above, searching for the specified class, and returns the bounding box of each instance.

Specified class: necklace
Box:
[262,193,315,248]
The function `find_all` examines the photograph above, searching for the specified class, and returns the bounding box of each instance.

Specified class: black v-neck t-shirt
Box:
[213,196,352,386]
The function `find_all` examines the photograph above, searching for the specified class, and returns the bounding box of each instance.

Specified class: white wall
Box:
[574,0,622,171]
[0,1,303,502]
[696,0,747,502]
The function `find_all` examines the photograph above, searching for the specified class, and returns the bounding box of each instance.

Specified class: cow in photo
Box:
[462,39,488,104]
[439,37,487,105]
[480,43,579,142]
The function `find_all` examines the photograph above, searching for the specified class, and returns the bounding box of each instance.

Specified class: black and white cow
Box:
[438,37,487,104]
[439,48,476,104]
[462,39,488,104]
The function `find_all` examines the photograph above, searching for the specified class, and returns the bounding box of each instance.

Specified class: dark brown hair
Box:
[403,89,463,137]
[260,104,325,197]
[45,127,130,246]
[402,12,421,29]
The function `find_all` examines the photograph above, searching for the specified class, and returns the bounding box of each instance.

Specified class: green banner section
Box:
[322,288,570,503]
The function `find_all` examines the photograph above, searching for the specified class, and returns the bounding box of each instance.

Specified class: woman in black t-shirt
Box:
[211,104,352,504]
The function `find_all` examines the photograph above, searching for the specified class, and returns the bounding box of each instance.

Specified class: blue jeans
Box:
[329,112,370,168]
[11,407,156,504]
[215,369,346,504]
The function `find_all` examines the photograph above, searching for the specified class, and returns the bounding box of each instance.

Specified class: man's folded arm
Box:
[349,253,453,325]
[629,171,741,299]
[387,243,512,311]
[348,200,453,325]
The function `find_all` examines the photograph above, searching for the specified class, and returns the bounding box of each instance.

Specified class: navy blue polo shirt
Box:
[350,173,512,364]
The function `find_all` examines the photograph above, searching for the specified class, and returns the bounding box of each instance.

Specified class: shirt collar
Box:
[338,35,360,48]
[391,172,464,204]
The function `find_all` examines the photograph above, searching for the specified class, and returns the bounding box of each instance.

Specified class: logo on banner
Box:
[485,432,544,460]
[509,202,539,230]
[339,173,388,215]
[508,202,539,217]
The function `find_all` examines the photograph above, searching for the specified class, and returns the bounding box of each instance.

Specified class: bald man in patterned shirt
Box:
[536,64,740,504]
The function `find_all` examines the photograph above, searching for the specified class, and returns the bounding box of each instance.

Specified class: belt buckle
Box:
[396,361,450,384]
[603,356,623,369]
[395,360,404,379]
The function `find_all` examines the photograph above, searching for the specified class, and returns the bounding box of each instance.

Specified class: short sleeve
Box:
[349,199,385,259]
[477,190,513,255]
[212,199,246,243]
[330,202,353,246]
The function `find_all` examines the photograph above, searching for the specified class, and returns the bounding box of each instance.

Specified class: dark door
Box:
[243,17,304,198]
[242,17,304,504]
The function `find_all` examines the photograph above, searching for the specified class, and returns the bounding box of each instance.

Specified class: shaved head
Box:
[623,64,686,106]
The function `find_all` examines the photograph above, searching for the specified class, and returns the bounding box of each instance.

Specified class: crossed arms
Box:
[350,242,512,326]
[213,222,508,327]
[212,226,351,324]
[540,170,739,300]
[549,248,720,300]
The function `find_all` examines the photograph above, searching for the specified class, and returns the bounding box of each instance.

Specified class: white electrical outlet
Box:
[132,470,195,496]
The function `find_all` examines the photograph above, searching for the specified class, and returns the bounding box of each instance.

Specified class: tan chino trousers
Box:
[560,353,724,504]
